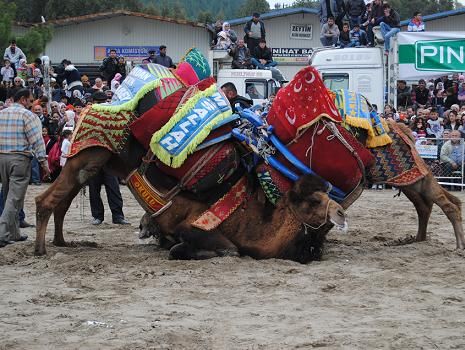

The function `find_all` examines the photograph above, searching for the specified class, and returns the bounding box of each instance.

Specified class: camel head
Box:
[138,212,160,239]
[287,174,348,232]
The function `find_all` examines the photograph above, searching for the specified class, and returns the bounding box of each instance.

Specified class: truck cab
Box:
[309,47,385,111]
[210,50,286,106]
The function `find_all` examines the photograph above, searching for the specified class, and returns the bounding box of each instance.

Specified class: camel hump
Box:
[389,120,416,143]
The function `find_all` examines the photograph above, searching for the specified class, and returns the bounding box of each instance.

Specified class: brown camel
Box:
[139,174,347,262]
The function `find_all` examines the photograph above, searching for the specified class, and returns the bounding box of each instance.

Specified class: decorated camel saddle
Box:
[69,49,427,230]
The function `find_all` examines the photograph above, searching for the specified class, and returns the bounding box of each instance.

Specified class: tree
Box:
[0,0,16,50]
[236,0,270,17]
[291,0,319,9]
[197,10,214,24]
[16,25,53,60]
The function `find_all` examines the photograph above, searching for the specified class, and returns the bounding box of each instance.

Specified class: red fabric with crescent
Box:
[267,66,343,143]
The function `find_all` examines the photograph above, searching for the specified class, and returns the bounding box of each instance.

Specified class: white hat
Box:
[364,0,374,4]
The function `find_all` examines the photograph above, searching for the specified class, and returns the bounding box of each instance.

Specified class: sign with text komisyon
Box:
[397,32,465,80]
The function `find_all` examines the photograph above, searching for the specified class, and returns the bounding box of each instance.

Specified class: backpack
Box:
[48,137,62,173]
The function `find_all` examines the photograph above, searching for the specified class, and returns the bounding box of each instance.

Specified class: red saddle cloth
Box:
[267,66,342,143]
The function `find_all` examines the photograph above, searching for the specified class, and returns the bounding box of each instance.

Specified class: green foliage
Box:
[0,1,16,50]
[236,0,271,17]
[16,26,53,60]
[197,11,214,24]
[386,0,454,19]
[291,0,319,9]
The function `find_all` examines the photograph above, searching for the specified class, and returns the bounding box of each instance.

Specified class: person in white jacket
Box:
[3,40,26,75]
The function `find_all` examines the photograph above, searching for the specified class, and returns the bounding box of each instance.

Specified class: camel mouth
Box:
[331,219,348,234]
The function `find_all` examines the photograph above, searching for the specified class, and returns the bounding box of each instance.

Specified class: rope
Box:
[290,197,332,234]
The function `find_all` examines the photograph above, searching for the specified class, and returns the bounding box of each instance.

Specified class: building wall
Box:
[43,16,210,64]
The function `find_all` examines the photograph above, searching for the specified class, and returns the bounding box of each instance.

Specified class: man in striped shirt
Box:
[0,88,50,247]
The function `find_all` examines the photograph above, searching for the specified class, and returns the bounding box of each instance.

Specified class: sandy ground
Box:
[1,184,465,350]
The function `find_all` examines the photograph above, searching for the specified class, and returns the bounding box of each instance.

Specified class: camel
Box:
[34,137,346,262]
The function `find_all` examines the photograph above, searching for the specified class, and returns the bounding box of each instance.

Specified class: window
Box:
[322,73,349,91]
[245,80,267,100]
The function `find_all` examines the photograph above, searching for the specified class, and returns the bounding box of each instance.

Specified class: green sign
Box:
[415,39,465,72]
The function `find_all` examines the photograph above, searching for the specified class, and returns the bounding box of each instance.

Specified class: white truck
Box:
[309,47,385,111]
[209,50,287,106]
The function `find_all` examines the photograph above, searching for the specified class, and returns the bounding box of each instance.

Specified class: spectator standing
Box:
[59,129,73,167]
[349,24,368,46]
[116,57,127,80]
[1,59,14,83]
[207,20,224,48]
[229,39,253,69]
[221,22,237,46]
[377,3,401,55]
[251,39,277,69]
[318,0,346,31]
[407,11,425,32]
[244,12,266,53]
[99,49,118,85]
[154,45,175,68]
[0,89,50,247]
[146,50,157,63]
[88,91,129,226]
[339,23,351,47]
[346,0,366,28]
[3,39,26,76]
[366,0,383,47]
[320,16,340,47]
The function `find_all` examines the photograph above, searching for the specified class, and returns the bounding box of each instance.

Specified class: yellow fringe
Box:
[344,115,392,148]
[151,110,232,168]
[150,84,231,168]
[92,80,162,113]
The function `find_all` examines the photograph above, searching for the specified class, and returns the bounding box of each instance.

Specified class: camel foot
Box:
[53,238,68,247]
[384,235,417,247]
[169,242,218,260]
[34,246,46,256]
[216,248,240,257]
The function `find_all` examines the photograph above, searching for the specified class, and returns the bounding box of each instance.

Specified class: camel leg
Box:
[169,227,239,260]
[401,187,433,242]
[35,148,112,255]
[52,185,83,246]
[418,175,465,249]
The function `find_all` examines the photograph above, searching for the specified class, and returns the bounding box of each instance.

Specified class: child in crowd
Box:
[1,59,15,82]
[426,108,444,138]
[339,23,351,47]
[60,129,73,167]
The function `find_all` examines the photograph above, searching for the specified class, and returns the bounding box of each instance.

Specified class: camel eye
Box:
[307,197,321,208]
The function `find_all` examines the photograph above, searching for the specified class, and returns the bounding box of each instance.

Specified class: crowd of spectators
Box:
[318,0,423,55]
[208,13,278,70]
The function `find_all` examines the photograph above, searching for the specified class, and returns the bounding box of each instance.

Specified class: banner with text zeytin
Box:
[398,32,465,80]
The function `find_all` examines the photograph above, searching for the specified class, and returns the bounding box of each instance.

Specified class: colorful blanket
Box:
[332,89,392,148]
[150,84,232,168]
[267,66,342,143]
[69,107,136,157]
[369,121,429,186]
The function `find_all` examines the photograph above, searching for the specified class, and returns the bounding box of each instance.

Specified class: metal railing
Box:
[415,137,464,189]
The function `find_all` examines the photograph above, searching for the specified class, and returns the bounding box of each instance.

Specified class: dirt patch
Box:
[1,185,465,349]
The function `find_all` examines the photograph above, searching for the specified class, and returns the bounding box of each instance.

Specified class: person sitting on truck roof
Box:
[221,82,253,113]
[338,23,351,48]
[251,39,277,70]
[320,16,340,47]
[366,0,384,47]
[407,11,425,32]
[229,39,253,69]
[376,3,400,56]
[348,24,368,47]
